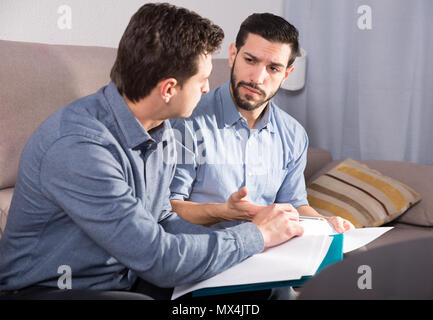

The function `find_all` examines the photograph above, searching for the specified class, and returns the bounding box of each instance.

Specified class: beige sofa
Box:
[1,40,433,250]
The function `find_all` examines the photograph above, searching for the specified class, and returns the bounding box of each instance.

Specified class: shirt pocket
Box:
[198,163,244,203]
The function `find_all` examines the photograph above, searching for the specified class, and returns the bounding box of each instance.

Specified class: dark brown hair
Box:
[235,13,300,67]
[110,3,224,102]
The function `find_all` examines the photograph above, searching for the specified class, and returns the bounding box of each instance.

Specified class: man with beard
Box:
[169,13,354,234]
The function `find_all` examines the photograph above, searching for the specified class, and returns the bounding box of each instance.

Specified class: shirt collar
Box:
[220,80,274,133]
[104,81,170,149]
[221,81,243,127]
[255,103,274,132]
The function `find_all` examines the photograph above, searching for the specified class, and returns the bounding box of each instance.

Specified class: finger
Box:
[300,226,305,236]
[290,208,299,220]
[287,221,304,238]
[237,186,248,200]
[343,219,355,231]
[284,211,299,222]
[275,203,295,212]
[331,218,344,234]
[335,217,353,232]
[337,217,344,233]
[337,219,347,233]
[230,186,248,201]
[295,222,304,236]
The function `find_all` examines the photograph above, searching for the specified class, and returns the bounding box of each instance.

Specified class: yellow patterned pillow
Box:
[307,159,421,228]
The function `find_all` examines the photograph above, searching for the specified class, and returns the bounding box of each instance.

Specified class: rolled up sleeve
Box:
[275,129,310,208]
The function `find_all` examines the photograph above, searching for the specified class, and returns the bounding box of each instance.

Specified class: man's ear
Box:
[284,65,295,81]
[158,78,178,103]
[228,43,238,68]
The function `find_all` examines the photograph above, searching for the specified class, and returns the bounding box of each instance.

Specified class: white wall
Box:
[0,0,284,58]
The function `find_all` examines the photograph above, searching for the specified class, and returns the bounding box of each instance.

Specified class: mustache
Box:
[236,81,266,96]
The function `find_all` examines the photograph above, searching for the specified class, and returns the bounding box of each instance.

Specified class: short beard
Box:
[230,59,280,111]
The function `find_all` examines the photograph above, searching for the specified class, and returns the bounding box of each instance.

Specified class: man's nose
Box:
[202,79,210,94]
[250,66,267,85]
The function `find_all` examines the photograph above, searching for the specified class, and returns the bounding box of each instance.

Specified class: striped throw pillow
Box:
[307,159,421,228]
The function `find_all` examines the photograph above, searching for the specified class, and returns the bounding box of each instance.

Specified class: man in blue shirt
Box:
[0,4,303,300]
[170,13,354,232]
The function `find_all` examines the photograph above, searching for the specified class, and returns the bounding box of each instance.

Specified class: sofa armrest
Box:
[304,147,332,184]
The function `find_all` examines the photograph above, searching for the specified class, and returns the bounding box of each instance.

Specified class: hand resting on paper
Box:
[325,216,355,233]
[252,203,304,250]
[296,205,355,234]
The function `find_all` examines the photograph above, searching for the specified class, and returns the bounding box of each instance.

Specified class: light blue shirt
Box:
[0,82,264,291]
[170,81,309,226]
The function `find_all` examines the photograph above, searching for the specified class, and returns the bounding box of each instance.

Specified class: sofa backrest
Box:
[0,40,231,191]
[209,58,230,90]
[0,40,117,189]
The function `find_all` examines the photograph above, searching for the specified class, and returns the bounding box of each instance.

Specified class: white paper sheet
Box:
[342,227,393,253]
[300,218,335,236]
[299,218,393,253]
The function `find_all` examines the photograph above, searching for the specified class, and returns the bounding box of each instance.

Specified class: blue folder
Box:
[192,233,344,297]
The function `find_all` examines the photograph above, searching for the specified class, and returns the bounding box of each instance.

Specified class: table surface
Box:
[297,235,433,300]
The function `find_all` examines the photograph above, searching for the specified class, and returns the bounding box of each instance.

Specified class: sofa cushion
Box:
[361,160,433,227]
[306,159,422,228]
[0,40,117,190]
[0,188,14,237]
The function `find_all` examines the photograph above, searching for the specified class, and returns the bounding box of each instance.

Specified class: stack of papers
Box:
[171,220,392,300]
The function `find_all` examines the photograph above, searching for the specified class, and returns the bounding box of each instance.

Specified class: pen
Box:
[299,216,325,221]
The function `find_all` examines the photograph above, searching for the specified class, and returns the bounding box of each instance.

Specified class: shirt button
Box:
[248,172,252,176]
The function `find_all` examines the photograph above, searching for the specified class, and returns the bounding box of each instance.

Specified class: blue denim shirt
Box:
[0,82,263,291]
[170,81,309,227]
